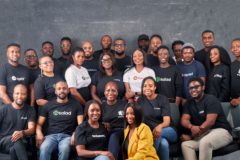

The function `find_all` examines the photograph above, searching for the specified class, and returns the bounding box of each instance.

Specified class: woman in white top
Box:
[65,47,91,105]
[123,48,155,101]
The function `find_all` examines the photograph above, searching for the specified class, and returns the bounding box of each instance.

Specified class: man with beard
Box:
[41,41,64,77]
[113,38,131,72]
[36,81,83,160]
[181,77,232,160]
[58,37,72,71]
[147,34,175,68]
[94,35,114,59]
[0,43,33,106]
[24,48,41,82]
[195,30,231,76]
[137,34,149,53]
[82,40,99,77]
[0,84,36,160]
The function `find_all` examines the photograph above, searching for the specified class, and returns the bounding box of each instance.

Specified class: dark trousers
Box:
[0,135,28,160]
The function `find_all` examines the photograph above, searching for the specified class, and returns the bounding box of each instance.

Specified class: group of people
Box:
[0,30,239,160]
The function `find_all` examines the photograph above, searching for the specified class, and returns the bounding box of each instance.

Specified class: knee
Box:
[40,141,52,154]
[199,139,212,149]
[95,155,110,160]
[59,143,70,153]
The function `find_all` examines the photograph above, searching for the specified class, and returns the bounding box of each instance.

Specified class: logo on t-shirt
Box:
[133,76,143,80]
[53,110,72,116]
[92,134,106,138]
[213,74,223,78]
[237,69,240,77]
[11,76,25,81]
[20,116,28,120]
[113,78,121,82]
[182,72,193,77]
[82,76,90,80]
[118,110,124,118]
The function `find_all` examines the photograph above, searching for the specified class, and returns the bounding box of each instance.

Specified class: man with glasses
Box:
[24,48,41,82]
[0,43,33,106]
[113,38,131,72]
[180,77,232,160]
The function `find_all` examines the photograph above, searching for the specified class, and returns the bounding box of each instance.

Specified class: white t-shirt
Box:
[65,64,91,89]
[123,67,156,92]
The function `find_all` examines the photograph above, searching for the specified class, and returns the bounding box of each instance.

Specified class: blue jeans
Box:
[154,127,177,160]
[39,133,71,160]
[77,155,110,160]
[108,128,123,160]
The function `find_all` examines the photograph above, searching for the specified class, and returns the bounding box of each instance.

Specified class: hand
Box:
[36,133,44,148]
[11,131,24,142]
[191,126,201,138]
[230,98,240,107]
[103,123,111,132]
[99,151,115,160]
[153,125,162,139]
[180,134,192,141]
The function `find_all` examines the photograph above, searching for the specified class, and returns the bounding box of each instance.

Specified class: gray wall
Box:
[0,0,239,63]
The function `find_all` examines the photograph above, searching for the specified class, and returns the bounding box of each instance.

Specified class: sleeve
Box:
[91,71,99,86]
[28,107,37,122]
[34,77,45,100]
[149,68,156,80]
[182,102,190,114]
[206,95,221,114]
[128,124,154,160]
[196,62,206,77]
[0,64,7,85]
[161,96,170,116]
[123,70,130,83]
[65,67,77,88]
[39,104,48,117]
[75,101,83,115]
[174,67,183,97]
[74,124,86,145]
[219,66,230,101]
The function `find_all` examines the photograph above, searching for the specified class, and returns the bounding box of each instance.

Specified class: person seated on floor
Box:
[181,77,232,160]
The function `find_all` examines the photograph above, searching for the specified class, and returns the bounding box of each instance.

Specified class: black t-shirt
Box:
[153,65,183,101]
[75,121,108,151]
[183,94,231,132]
[0,63,32,100]
[102,100,126,129]
[195,47,231,76]
[29,67,41,83]
[93,49,115,60]
[40,99,83,135]
[91,71,125,99]
[146,54,176,68]
[34,74,63,101]
[82,57,99,78]
[137,95,170,130]
[0,104,36,138]
[53,58,66,78]
[230,60,240,99]
[115,55,131,72]
[57,57,72,73]
[206,64,230,102]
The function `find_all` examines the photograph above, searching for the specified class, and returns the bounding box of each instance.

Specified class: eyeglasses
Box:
[114,44,125,47]
[25,55,37,59]
[40,61,53,65]
[101,58,112,63]
[189,85,201,90]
